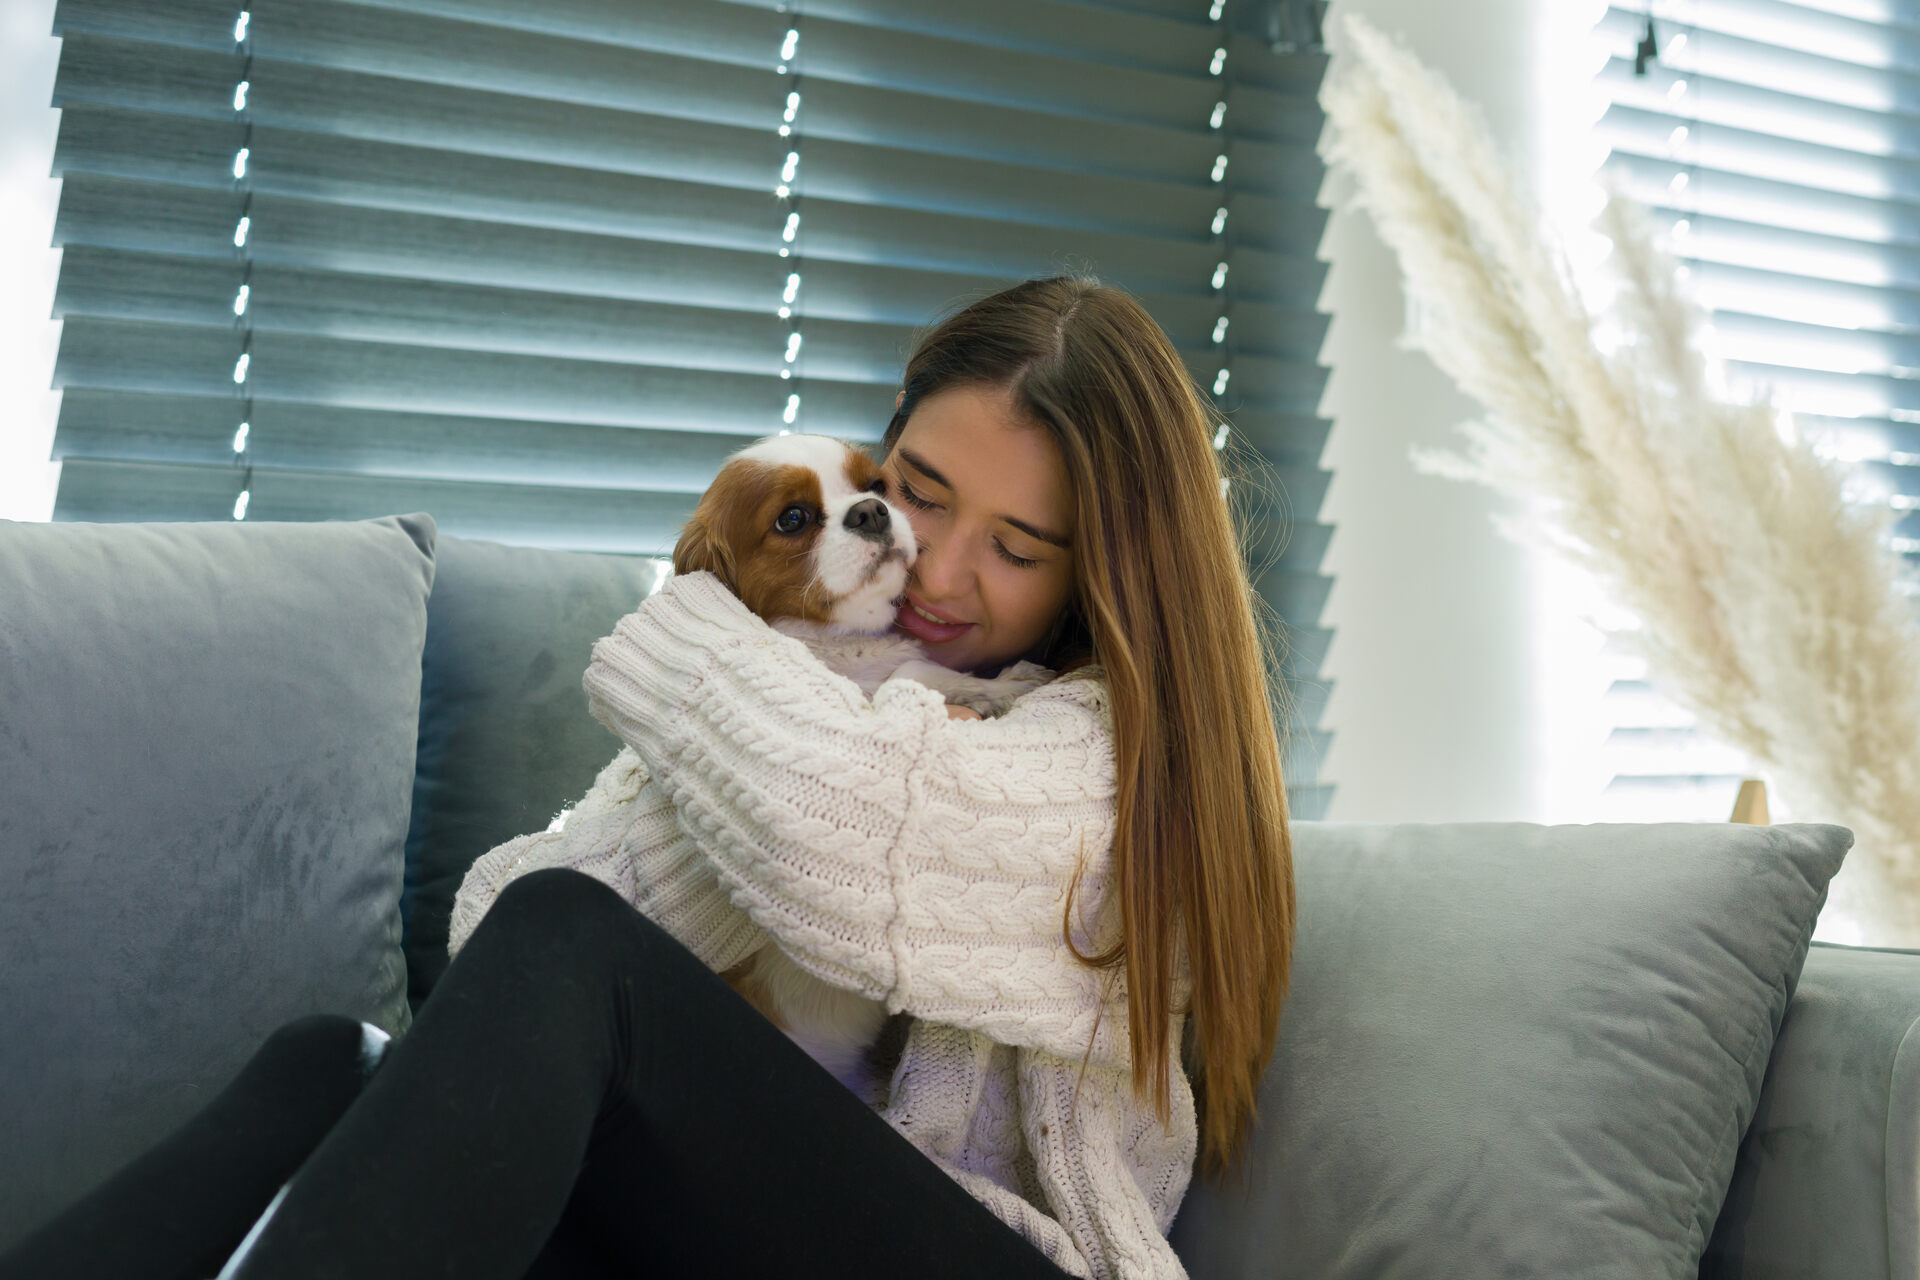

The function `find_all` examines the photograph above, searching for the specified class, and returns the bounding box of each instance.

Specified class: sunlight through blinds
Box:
[1589,0,1920,822]
[43,0,1337,813]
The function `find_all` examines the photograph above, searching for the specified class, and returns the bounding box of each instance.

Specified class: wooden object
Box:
[1730,779,1770,825]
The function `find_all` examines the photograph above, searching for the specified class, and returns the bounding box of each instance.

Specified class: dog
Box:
[659,432,1055,1099]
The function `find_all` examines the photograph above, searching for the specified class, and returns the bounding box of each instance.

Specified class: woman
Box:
[0,274,1296,1280]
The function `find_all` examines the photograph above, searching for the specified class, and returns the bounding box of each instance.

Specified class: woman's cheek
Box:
[897,502,930,551]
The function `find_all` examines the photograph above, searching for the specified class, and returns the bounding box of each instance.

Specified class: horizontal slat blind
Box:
[44,0,1336,815]
[1590,0,1920,820]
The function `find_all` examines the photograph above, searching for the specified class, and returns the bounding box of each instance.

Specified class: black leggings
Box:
[0,867,1079,1279]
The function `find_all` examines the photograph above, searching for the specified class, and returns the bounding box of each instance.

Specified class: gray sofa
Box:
[1,511,1915,1278]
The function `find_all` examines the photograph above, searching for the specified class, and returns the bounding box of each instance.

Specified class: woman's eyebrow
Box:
[897,447,1073,549]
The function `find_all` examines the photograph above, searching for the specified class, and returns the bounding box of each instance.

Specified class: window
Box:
[1587,0,1919,824]
[45,0,1336,814]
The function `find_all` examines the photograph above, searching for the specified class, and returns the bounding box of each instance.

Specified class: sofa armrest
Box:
[1702,941,1920,1279]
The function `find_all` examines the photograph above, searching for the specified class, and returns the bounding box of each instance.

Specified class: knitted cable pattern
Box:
[581,571,1169,1070]
[450,569,1198,1279]
[448,745,768,978]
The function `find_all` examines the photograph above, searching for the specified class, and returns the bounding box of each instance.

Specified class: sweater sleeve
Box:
[580,570,1135,1067]
[446,743,769,976]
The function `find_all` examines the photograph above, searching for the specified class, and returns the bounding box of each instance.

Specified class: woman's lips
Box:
[893,595,974,644]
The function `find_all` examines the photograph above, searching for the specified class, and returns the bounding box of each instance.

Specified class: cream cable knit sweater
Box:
[447,570,1197,1280]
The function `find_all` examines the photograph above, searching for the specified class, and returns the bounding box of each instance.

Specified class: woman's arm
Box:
[446,744,768,977]
[581,570,1137,1066]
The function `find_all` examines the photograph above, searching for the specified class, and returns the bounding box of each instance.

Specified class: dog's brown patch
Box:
[673,458,838,624]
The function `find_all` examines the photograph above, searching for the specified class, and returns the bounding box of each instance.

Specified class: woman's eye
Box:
[996,542,1040,570]
[897,482,937,511]
[773,505,814,534]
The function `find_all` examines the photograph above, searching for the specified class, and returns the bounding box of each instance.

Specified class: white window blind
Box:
[44,0,1337,813]
[1588,0,1920,822]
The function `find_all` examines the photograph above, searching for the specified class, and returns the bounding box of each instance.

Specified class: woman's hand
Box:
[945,703,983,721]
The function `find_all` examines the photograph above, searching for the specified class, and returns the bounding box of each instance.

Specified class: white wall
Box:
[0,0,61,525]
[1315,0,1611,823]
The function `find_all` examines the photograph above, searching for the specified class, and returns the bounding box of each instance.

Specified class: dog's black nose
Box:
[842,497,891,541]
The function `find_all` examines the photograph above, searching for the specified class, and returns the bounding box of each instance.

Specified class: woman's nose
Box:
[907,531,968,597]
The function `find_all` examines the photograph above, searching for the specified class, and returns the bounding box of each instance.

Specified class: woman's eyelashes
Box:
[891,476,1040,570]
[997,543,1040,569]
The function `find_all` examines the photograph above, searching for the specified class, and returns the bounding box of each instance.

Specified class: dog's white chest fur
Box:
[767,619,1052,716]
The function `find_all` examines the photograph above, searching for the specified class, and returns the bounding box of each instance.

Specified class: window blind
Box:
[1590,0,1920,821]
[44,0,1336,816]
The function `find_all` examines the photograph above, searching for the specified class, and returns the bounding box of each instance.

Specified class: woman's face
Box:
[881,384,1077,674]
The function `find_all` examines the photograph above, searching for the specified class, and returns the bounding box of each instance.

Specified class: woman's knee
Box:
[257,1013,366,1063]
[495,866,628,924]
[236,1013,378,1106]
[488,868,666,963]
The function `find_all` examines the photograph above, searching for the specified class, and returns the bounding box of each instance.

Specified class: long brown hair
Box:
[880,273,1296,1191]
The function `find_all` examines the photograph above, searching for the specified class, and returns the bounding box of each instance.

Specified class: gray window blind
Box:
[45,0,1335,817]
[1591,0,1919,821]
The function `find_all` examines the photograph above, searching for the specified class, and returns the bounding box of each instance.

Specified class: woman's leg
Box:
[552,892,1080,1279]
[0,1014,383,1280]
[224,866,1079,1280]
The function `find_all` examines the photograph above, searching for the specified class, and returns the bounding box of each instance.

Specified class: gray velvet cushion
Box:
[402,534,659,1008]
[1703,940,1920,1280]
[1167,820,1852,1280]
[0,512,435,1251]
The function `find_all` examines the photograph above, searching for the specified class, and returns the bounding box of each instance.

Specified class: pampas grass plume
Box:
[1320,11,1920,945]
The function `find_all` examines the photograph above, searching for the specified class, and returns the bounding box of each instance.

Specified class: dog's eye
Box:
[773,505,814,535]
[866,478,887,495]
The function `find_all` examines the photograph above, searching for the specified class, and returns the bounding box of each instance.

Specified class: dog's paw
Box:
[888,658,1055,718]
[991,660,1055,691]
[968,662,1058,716]
[885,657,963,696]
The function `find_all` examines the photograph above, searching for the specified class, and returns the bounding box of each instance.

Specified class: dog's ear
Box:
[672,511,739,594]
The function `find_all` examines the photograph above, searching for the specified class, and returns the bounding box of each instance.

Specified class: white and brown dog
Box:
[667,432,1054,1097]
